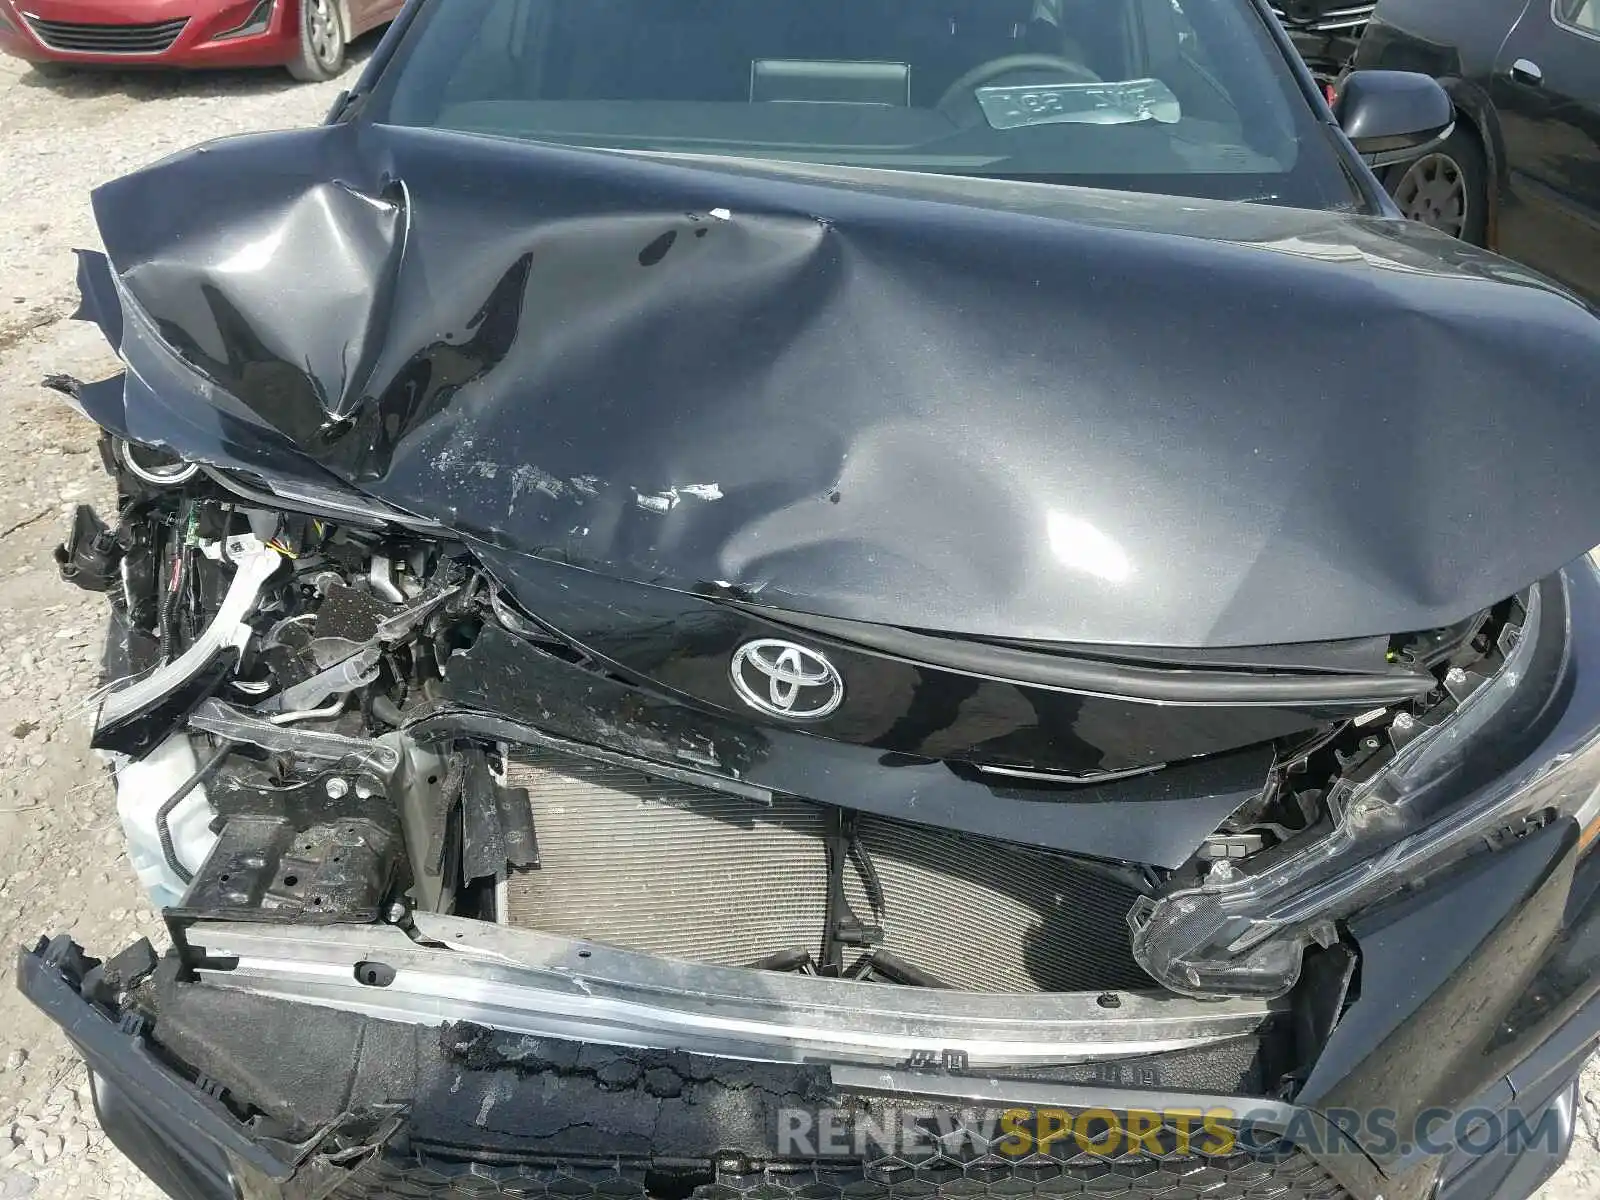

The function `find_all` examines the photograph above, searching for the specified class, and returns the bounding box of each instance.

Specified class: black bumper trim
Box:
[16,939,292,1194]
[1436,1074,1583,1200]
[1433,991,1599,1200]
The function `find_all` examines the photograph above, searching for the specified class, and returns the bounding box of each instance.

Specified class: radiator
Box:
[503,749,1151,993]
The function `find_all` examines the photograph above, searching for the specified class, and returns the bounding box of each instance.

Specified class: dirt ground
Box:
[0,41,1594,1200]
[0,47,355,1200]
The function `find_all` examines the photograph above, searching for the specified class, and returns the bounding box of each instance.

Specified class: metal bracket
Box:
[189,699,401,774]
[820,808,883,974]
[97,544,282,738]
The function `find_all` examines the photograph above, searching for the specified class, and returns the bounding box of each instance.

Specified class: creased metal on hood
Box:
[76,121,1600,648]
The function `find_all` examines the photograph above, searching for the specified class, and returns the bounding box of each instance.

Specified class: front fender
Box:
[1433,75,1511,248]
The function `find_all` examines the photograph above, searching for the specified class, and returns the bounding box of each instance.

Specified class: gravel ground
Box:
[0,47,355,1200]
[0,40,1594,1200]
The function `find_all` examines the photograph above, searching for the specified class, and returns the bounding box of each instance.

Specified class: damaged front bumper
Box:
[20,807,1600,1200]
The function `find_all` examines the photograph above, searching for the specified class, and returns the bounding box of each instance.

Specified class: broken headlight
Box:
[1131,561,1600,999]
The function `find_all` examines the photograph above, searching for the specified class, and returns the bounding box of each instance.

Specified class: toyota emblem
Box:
[730,639,845,720]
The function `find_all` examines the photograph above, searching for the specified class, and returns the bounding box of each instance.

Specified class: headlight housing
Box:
[1131,560,1600,999]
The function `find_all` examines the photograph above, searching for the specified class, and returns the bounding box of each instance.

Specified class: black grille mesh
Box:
[22,16,188,53]
[503,749,1151,992]
[337,1149,1350,1200]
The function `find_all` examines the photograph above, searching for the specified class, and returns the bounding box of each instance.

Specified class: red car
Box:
[0,0,403,81]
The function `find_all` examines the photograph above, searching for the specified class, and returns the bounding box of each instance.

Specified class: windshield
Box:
[365,0,1363,210]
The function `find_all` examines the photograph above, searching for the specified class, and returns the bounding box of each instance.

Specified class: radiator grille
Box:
[503,749,1151,993]
[1269,3,1374,33]
[22,16,188,54]
[339,1148,1351,1200]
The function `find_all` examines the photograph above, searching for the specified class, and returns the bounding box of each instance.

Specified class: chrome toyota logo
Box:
[730,639,844,720]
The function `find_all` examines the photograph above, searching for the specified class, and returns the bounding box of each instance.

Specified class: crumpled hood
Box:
[82,120,1600,648]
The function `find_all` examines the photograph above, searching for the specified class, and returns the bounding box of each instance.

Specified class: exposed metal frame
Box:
[183,914,1284,1068]
[97,544,282,734]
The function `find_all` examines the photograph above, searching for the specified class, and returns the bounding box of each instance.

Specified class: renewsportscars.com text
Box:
[776,1104,1568,1161]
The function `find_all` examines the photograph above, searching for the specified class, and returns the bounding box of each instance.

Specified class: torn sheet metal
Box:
[78,120,1600,648]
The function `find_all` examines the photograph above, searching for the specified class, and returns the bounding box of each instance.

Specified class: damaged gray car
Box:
[18,2,1600,1200]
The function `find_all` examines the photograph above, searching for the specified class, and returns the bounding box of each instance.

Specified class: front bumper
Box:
[14,941,1360,1200]
[0,0,299,69]
[19,813,1600,1200]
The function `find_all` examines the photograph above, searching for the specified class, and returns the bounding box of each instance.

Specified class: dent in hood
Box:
[76,120,1600,648]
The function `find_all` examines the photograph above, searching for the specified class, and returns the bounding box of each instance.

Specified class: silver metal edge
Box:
[183,916,1282,1068]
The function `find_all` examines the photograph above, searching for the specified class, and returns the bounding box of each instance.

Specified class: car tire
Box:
[1382,122,1489,247]
[287,0,346,83]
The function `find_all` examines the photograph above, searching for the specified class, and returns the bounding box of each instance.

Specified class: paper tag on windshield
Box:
[975,78,1182,130]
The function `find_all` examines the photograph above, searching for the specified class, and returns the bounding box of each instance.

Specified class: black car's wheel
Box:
[1382,123,1489,246]
[287,0,346,83]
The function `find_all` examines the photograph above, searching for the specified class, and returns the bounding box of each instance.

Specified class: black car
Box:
[1355,0,1600,299]
[18,3,1600,1200]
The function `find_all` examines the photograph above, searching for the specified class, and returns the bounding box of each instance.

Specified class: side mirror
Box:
[1334,71,1454,168]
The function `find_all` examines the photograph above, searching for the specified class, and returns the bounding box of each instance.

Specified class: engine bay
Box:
[51,427,1529,1011]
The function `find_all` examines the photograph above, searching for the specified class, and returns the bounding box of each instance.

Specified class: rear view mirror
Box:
[1334,71,1454,168]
